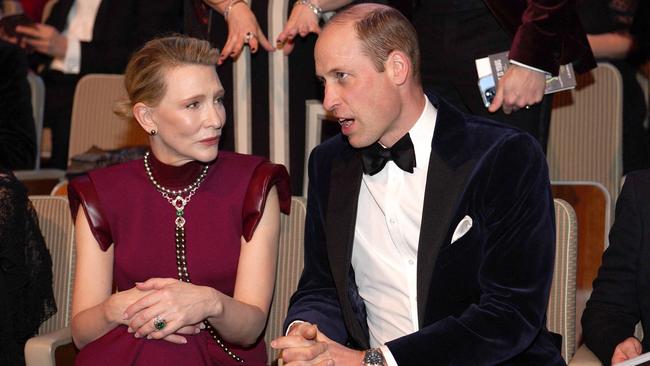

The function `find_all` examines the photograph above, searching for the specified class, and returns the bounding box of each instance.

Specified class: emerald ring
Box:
[153,316,166,331]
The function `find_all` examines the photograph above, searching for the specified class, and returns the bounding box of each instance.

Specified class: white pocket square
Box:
[451,215,473,244]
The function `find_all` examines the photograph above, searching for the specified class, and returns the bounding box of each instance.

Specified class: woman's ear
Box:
[387,50,410,86]
[133,102,156,134]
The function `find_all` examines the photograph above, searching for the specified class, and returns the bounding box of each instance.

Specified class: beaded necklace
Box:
[143,152,244,363]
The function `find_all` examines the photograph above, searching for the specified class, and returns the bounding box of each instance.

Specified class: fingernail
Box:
[181,338,187,344]
[134,333,141,338]
[122,313,128,319]
[147,335,152,339]
[270,340,276,348]
[127,327,133,333]
[199,323,206,329]
[195,328,200,334]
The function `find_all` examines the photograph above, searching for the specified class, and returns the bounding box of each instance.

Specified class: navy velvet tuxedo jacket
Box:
[285,94,565,365]
[582,170,650,365]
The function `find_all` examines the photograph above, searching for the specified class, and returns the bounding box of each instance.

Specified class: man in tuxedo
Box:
[272,4,563,365]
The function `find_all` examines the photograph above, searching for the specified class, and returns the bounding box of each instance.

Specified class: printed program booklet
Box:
[475,51,577,107]
[614,352,650,366]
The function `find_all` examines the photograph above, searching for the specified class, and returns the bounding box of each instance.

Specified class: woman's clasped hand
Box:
[122,278,216,343]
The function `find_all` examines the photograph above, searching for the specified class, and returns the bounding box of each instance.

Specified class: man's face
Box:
[314,23,401,148]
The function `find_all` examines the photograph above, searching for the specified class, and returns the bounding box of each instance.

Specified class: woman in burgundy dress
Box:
[67,35,290,365]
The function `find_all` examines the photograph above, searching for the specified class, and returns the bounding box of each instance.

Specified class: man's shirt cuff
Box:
[285,320,305,336]
[51,36,81,74]
[509,59,550,76]
[380,345,398,366]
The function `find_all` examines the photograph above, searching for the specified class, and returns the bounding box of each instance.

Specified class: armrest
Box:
[569,344,603,366]
[24,327,73,366]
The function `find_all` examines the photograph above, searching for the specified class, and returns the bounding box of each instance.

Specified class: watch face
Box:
[363,348,385,366]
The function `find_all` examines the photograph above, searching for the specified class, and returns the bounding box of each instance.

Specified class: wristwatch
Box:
[363,348,386,366]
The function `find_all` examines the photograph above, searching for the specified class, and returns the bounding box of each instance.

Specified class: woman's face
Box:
[149,64,225,166]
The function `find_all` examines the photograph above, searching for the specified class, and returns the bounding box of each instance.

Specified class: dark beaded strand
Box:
[144,152,245,363]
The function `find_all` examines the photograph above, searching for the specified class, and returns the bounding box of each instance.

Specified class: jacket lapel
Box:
[323,95,479,337]
[45,0,74,30]
[416,94,477,326]
[91,0,110,38]
[325,148,368,345]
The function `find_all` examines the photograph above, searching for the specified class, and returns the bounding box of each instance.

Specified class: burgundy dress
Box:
[68,151,290,366]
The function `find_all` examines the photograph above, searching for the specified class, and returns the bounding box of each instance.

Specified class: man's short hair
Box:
[330,4,421,82]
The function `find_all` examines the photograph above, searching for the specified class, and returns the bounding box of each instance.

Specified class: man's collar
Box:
[408,95,437,163]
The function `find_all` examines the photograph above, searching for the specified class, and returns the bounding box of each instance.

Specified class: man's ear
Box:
[386,50,410,86]
[133,102,156,134]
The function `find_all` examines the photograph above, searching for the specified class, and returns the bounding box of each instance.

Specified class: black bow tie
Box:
[361,133,416,176]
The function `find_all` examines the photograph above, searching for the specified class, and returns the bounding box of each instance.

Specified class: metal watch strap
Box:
[363,348,386,366]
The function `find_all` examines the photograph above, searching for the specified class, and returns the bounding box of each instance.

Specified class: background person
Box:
[0,169,55,366]
[579,0,650,174]
[582,169,650,365]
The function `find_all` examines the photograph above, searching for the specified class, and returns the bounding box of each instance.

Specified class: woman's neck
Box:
[147,151,206,189]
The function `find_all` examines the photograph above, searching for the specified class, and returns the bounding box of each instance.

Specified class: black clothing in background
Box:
[582,170,650,365]
[0,170,56,366]
[0,40,36,170]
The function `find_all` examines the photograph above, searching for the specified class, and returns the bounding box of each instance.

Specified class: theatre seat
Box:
[24,196,75,366]
[548,198,579,362]
[265,197,307,365]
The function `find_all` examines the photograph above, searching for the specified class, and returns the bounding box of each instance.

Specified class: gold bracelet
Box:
[294,0,323,19]
[224,0,247,21]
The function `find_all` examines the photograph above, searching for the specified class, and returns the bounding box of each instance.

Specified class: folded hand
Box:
[272,322,363,365]
[122,278,219,344]
[16,23,67,58]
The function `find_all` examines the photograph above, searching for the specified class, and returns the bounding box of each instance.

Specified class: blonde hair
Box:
[114,35,220,120]
[330,4,421,82]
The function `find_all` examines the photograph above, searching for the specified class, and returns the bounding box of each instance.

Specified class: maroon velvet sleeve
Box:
[68,175,114,251]
[485,0,596,75]
[241,161,291,242]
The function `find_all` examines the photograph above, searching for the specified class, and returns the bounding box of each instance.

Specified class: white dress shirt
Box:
[352,95,437,365]
[50,0,101,74]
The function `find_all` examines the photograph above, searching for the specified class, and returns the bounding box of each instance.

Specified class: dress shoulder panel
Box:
[68,174,113,251]
[241,160,291,242]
